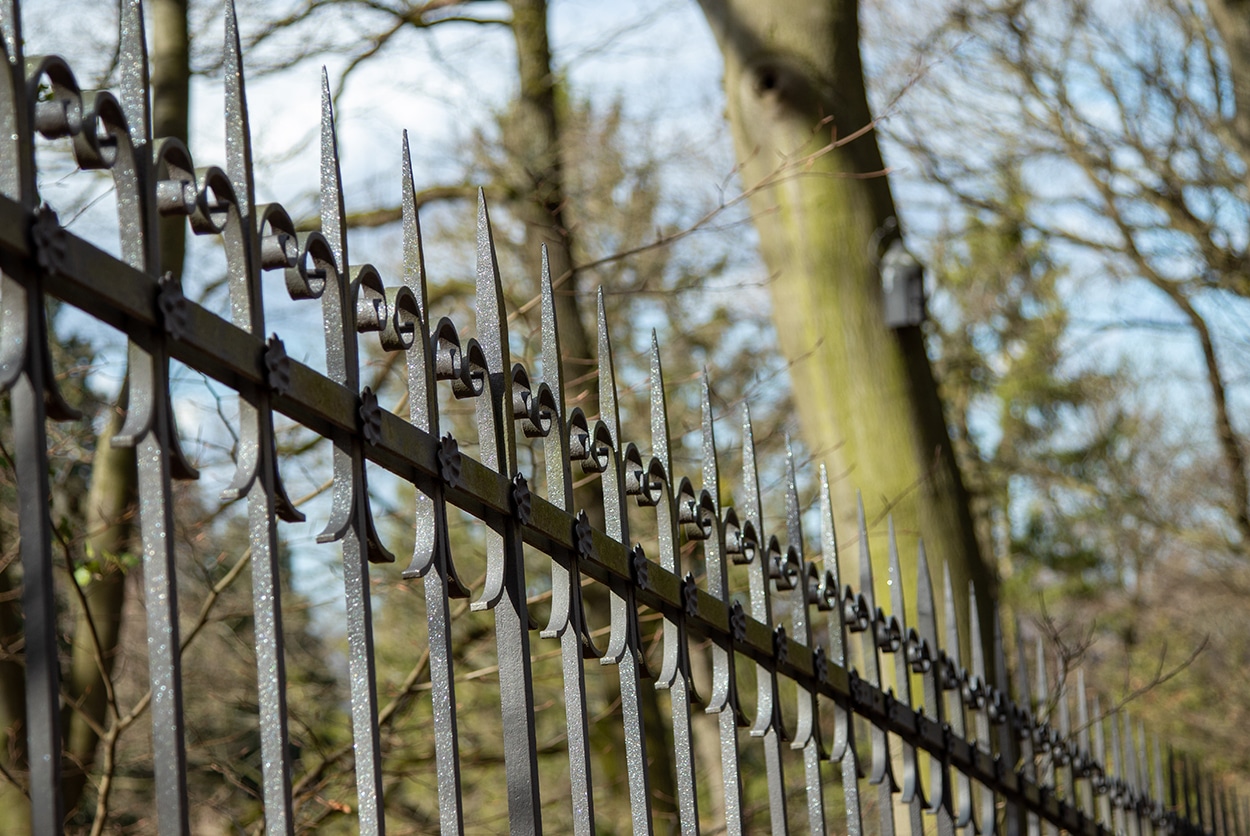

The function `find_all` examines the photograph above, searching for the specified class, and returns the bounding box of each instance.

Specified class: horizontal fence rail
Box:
[0,0,1240,833]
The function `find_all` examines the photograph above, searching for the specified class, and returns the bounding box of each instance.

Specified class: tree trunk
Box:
[152,0,191,277]
[508,0,597,415]
[695,0,992,642]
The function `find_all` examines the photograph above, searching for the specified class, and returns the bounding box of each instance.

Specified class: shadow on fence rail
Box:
[0,0,1239,833]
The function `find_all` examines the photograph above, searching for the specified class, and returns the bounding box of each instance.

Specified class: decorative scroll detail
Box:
[264,335,291,396]
[359,386,382,446]
[511,472,531,524]
[29,204,68,277]
[438,433,462,487]
[730,601,747,643]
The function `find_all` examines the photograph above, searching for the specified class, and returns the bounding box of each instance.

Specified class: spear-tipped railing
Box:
[0,1,1237,834]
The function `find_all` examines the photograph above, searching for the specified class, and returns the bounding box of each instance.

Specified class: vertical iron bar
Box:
[741,407,788,835]
[967,584,996,836]
[11,375,63,831]
[1057,664,1076,809]
[397,132,466,833]
[1152,736,1166,836]
[469,193,543,834]
[594,288,655,835]
[1093,697,1113,829]
[994,607,1022,836]
[783,442,825,835]
[1111,708,1128,836]
[820,466,863,836]
[886,520,924,836]
[1035,637,1058,836]
[1139,723,1154,836]
[914,542,954,836]
[1124,711,1142,836]
[221,5,299,830]
[1076,670,1093,828]
[646,333,700,835]
[537,251,595,835]
[1017,628,1040,836]
[855,497,896,836]
[0,3,62,829]
[315,73,390,833]
[137,417,192,832]
[942,565,974,830]
[113,3,205,826]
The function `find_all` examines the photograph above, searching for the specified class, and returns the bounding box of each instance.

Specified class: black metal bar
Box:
[0,3,66,830]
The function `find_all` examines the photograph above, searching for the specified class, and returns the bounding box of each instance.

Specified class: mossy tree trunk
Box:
[696,0,992,641]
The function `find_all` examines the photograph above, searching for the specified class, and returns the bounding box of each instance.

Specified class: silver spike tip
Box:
[700,369,721,508]
[916,538,930,588]
[225,0,240,57]
[942,560,961,664]
[540,244,564,401]
[400,128,429,312]
[318,66,348,267]
[476,186,489,232]
[648,329,670,471]
[888,516,906,621]
[540,245,555,317]
[595,284,619,435]
[118,0,151,146]
[648,330,663,396]
[856,491,874,606]
[915,537,938,647]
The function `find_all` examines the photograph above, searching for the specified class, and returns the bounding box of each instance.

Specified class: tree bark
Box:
[695,0,992,641]
[507,0,597,415]
[153,0,190,278]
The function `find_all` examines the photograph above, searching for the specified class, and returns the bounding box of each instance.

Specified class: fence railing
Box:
[0,0,1239,833]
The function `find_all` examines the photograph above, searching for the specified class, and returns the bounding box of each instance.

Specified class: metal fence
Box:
[0,0,1240,833]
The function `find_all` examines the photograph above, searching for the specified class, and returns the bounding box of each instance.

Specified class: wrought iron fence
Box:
[0,0,1240,833]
